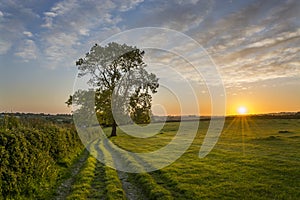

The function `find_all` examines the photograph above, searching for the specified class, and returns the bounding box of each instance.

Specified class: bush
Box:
[0,115,83,199]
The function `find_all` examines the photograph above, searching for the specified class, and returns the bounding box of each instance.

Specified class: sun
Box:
[237,106,247,115]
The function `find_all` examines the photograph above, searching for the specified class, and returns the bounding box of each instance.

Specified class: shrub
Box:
[0,116,83,199]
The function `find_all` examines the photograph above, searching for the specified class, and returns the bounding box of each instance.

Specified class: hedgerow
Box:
[0,115,83,199]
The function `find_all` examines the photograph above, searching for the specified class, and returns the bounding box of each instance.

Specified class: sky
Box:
[0,0,299,115]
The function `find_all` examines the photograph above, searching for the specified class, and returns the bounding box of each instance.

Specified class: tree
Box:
[67,42,159,137]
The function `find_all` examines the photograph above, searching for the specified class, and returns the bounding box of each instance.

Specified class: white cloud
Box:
[42,33,80,68]
[247,29,300,48]
[0,40,12,54]
[118,0,144,11]
[175,0,200,5]
[244,26,265,37]
[41,18,52,28]
[15,39,38,61]
[1,0,298,83]
[23,31,33,37]
[50,0,79,16]
[44,12,57,17]
[41,0,80,28]
[0,1,40,58]
[124,0,212,32]
[182,0,300,86]
[79,28,89,36]
[39,0,131,68]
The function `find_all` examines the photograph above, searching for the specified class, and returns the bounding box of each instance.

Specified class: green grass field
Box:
[2,116,299,199]
[63,117,299,199]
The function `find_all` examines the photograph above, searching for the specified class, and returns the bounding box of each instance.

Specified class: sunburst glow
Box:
[237,106,247,115]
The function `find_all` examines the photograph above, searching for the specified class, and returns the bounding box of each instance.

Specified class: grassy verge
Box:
[66,155,97,199]
[48,149,88,199]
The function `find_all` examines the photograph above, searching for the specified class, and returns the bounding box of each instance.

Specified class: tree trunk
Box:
[110,119,117,137]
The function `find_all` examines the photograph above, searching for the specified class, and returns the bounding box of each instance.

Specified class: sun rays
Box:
[222,115,264,155]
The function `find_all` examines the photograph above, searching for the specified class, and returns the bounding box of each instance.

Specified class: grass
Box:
[98,138,172,200]
[98,140,126,200]
[105,117,300,199]
[57,117,299,199]
[65,141,126,200]
[66,155,97,199]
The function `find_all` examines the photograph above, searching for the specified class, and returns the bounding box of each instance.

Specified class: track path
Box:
[52,141,149,199]
[53,150,90,200]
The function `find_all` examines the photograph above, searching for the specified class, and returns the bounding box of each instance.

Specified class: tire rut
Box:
[87,142,106,200]
[118,170,147,200]
[101,139,148,200]
[52,149,89,200]
[87,160,106,200]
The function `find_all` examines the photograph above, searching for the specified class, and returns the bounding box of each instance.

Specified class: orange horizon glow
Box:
[1,94,298,117]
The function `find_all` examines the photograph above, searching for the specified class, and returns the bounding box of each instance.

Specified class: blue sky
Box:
[0,0,299,114]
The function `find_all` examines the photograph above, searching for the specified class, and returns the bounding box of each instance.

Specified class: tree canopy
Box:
[67,42,159,136]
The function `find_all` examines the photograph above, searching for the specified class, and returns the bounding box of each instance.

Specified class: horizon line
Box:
[1,111,299,117]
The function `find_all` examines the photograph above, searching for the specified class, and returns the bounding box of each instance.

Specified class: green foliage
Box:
[129,91,152,124]
[0,115,20,130]
[0,116,83,199]
[68,42,159,136]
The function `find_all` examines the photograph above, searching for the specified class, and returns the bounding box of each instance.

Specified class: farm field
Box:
[59,117,300,199]
[1,116,299,199]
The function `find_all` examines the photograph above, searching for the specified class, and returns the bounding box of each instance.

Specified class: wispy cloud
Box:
[118,0,144,11]
[131,0,213,32]
[39,0,139,68]
[0,1,40,56]
[185,0,300,86]
[0,40,12,54]
[0,0,299,86]
[23,31,33,37]
[15,39,39,61]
